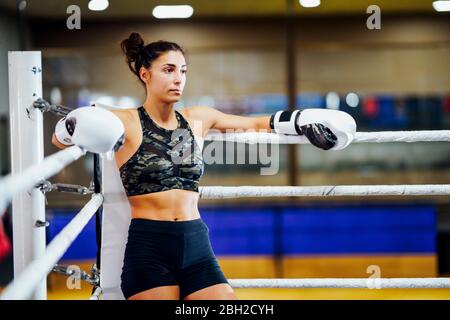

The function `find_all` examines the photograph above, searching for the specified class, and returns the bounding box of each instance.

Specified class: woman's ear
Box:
[139,67,150,83]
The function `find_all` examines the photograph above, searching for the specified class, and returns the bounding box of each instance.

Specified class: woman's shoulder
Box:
[110,108,142,149]
[179,105,213,121]
[109,107,140,124]
[109,107,138,117]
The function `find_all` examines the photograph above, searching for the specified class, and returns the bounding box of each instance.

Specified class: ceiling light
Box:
[50,87,62,105]
[152,5,194,19]
[432,1,450,12]
[326,92,340,110]
[345,93,359,108]
[18,1,26,11]
[299,0,321,8]
[88,0,109,11]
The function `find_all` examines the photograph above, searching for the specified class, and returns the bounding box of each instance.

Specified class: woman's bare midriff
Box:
[127,189,201,221]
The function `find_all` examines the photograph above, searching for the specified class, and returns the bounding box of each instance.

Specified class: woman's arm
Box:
[51,133,69,149]
[186,106,271,134]
[186,106,357,150]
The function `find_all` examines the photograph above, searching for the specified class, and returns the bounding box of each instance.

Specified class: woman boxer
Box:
[52,32,356,300]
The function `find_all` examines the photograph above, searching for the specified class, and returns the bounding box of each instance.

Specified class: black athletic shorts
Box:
[120,218,229,299]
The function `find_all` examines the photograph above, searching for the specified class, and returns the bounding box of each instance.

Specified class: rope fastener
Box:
[35,220,49,228]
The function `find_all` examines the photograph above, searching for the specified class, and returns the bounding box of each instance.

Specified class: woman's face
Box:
[140,50,187,104]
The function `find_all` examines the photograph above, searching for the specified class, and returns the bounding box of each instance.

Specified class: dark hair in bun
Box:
[120,32,185,86]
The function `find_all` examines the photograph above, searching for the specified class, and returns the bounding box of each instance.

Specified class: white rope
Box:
[89,287,103,300]
[200,184,450,199]
[205,130,450,144]
[0,194,103,300]
[355,131,450,143]
[0,146,86,215]
[229,278,450,289]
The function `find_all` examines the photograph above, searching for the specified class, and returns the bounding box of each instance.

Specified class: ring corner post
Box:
[8,51,47,300]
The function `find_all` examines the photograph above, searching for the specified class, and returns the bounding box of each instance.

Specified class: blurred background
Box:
[0,0,449,299]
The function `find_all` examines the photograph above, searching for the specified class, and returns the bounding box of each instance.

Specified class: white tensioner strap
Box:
[269,110,302,135]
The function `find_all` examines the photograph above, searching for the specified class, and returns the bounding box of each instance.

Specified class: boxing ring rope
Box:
[89,287,103,300]
[200,184,450,199]
[1,129,449,298]
[229,278,450,289]
[205,130,450,144]
[0,194,103,300]
[0,146,86,215]
[3,161,450,299]
[353,131,450,143]
[2,139,449,299]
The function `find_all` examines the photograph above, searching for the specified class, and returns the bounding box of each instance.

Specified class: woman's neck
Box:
[142,98,175,125]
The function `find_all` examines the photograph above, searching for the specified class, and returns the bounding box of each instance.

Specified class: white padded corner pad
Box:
[100,150,131,300]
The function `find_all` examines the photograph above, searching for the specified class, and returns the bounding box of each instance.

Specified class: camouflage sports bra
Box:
[119,106,204,196]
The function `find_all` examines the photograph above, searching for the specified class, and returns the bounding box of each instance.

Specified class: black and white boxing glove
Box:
[270,109,356,150]
[54,107,125,153]
[54,116,76,146]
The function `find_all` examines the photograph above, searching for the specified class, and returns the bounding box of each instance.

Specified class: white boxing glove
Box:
[270,109,357,150]
[54,116,75,146]
[54,107,125,153]
[297,109,356,150]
